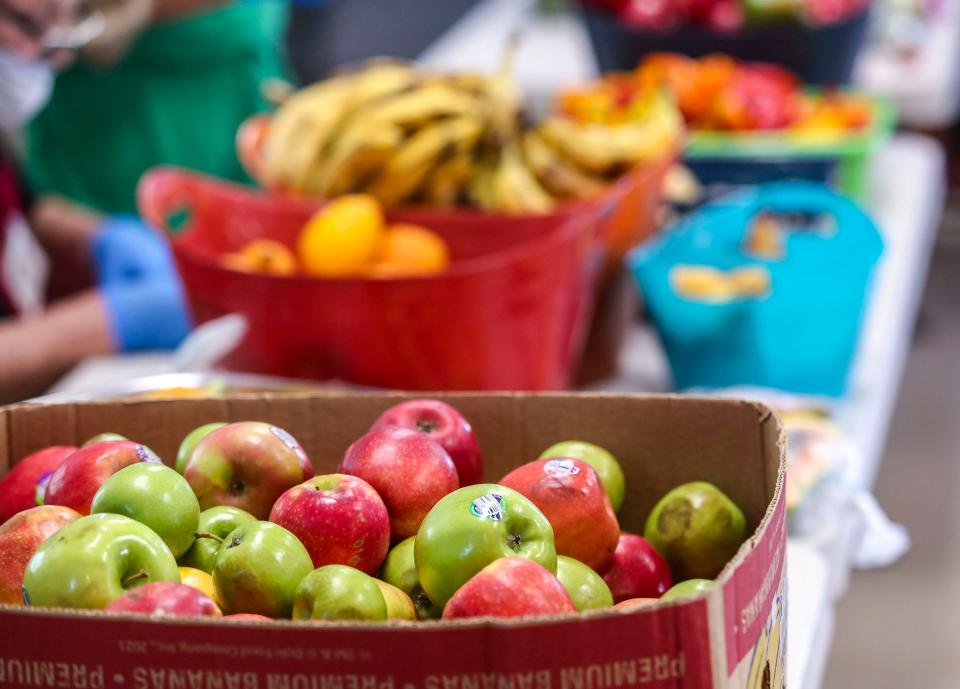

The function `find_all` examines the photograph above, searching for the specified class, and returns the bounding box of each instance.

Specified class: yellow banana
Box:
[306,119,404,196]
[537,93,682,173]
[521,130,607,200]
[261,76,355,190]
[482,33,523,146]
[432,71,491,97]
[421,151,477,206]
[338,60,424,113]
[489,142,556,214]
[263,62,422,193]
[353,84,484,131]
[466,159,498,210]
[365,116,484,206]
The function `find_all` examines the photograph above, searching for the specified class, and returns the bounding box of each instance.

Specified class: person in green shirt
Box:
[24,0,287,215]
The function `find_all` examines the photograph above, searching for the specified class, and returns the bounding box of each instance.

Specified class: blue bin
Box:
[628,182,883,396]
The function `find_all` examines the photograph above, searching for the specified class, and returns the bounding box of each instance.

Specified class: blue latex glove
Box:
[91,216,176,286]
[92,216,193,352]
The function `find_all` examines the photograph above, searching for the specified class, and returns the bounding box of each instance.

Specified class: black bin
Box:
[581,5,870,85]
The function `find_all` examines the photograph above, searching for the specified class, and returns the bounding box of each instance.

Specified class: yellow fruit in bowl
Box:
[367,223,451,279]
[298,195,385,277]
[219,239,298,276]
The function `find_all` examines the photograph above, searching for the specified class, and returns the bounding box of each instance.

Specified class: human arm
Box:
[0,216,192,402]
[0,290,112,403]
[28,195,101,295]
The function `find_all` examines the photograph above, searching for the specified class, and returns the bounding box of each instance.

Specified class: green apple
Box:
[292,565,387,621]
[644,481,747,580]
[660,579,714,601]
[555,555,613,612]
[82,433,127,447]
[23,513,179,609]
[91,463,200,559]
[380,536,441,620]
[175,423,227,475]
[179,506,256,573]
[539,441,626,512]
[415,484,556,608]
[213,521,312,618]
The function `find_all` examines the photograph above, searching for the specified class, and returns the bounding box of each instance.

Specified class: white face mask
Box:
[0,52,53,130]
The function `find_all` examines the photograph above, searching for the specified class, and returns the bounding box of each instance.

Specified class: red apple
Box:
[0,506,81,605]
[603,533,673,602]
[618,0,681,30]
[499,458,619,573]
[44,441,161,515]
[339,425,458,540]
[105,582,222,617]
[442,557,576,620]
[372,400,483,485]
[705,0,745,30]
[184,422,314,520]
[224,613,273,622]
[0,446,76,522]
[269,474,390,575]
[614,597,659,611]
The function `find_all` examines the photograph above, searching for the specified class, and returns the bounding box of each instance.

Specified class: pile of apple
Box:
[0,400,748,622]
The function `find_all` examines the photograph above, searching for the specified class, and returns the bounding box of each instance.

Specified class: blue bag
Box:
[628,182,883,396]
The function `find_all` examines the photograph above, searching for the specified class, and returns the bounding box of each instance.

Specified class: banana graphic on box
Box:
[747,593,785,689]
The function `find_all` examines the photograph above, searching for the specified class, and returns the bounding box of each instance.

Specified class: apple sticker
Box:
[136,445,161,463]
[270,426,308,462]
[34,471,53,505]
[544,458,580,478]
[470,493,505,521]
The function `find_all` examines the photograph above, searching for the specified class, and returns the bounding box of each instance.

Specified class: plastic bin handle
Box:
[747,181,876,245]
[137,167,199,240]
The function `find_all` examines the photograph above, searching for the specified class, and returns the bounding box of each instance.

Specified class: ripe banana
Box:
[489,142,556,214]
[421,151,477,206]
[337,60,422,108]
[482,33,523,146]
[353,84,484,131]
[466,160,498,210]
[365,116,484,206]
[263,62,420,192]
[305,119,404,196]
[537,92,682,173]
[521,130,607,200]
[261,76,355,191]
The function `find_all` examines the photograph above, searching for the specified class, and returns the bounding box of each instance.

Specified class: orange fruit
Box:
[297,195,384,277]
[219,239,297,276]
[367,223,450,278]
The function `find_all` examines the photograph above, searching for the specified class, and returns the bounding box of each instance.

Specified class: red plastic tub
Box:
[138,168,607,390]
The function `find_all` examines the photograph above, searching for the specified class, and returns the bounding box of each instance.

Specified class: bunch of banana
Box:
[259,50,683,213]
[533,90,683,177]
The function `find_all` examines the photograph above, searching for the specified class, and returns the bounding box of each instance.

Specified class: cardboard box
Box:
[0,393,786,689]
